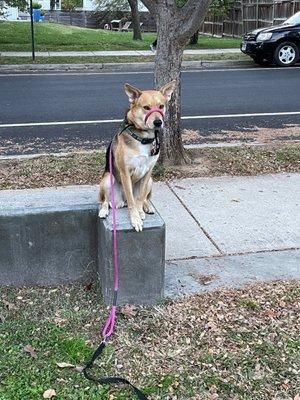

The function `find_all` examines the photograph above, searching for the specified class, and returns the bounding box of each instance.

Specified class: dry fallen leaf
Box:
[56,362,75,369]
[2,299,17,310]
[294,394,300,400]
[120,305,137,317]
[53,317,67,327]
[74,365,84,373]
[43,388,56,398]
[23,344,37,359]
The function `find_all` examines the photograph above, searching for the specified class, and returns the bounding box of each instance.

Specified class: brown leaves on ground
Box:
[168,142,300,180]
[110,280,300,399]
[120,304,138,318]
[182,123,300,145]
[2,299,18,310]
[1,280,299,399]
[23,344,37,359]
[0,152,104,190]
[0,143,299,190]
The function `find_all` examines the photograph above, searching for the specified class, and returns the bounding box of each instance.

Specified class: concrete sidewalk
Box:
[159,173,300,297]
[1,173,299,296]
[0,48,240,57]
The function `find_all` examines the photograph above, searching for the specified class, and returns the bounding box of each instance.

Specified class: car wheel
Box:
[274,42,299,67]
[251,56,272,66]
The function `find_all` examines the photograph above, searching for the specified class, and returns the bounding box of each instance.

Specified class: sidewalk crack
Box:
[166,182,224,255]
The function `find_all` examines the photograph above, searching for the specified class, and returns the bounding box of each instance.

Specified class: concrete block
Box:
[0,186,99,286]
[98,206,165,305]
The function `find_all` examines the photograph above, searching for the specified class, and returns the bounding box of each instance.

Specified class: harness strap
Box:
[83,342,148,400]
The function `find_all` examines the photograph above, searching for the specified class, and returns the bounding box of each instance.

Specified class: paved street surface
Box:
[2,173,299,296]
[0,66,300,155]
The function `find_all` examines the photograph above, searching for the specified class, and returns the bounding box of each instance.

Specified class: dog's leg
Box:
[98,172,110,218]
[143,177,155,214]
[135,170,154,219]
[99,173,125,218]
[120,170,143,232]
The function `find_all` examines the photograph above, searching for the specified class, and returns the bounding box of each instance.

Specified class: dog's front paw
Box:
[139,210,146,220]
[98,207,109,219]
[130,210,143,232]
[143,201,155,214]
[136,201,146,220]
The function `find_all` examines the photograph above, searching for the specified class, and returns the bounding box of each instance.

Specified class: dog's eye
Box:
[143,106,150,111]
[159,104,164,109]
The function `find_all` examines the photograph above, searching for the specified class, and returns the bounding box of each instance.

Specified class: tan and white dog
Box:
[98,80,176,232]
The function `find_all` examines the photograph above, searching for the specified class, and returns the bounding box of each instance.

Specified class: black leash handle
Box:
[83,341,149,400]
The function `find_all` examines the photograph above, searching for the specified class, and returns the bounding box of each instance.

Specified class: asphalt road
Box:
[0,66,300,155]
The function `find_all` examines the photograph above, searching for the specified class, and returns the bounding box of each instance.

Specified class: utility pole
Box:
[29,0,35,61]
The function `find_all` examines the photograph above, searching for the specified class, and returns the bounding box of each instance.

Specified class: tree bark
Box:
[128,0,142,40]
[141,0,214,165]
[154,9,189,165]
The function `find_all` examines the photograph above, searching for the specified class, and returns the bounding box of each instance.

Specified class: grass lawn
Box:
[0,22,241,52]
[0,144,299,190]
[0,280,299,399]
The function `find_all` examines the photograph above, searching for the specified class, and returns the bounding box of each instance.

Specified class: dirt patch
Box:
[182,123,300,145]
[189,273,219,286]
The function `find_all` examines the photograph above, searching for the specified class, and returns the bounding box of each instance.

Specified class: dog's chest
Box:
[127,144,158,181]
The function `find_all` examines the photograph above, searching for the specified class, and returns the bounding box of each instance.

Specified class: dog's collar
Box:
[127,127,155,145]
[121,124,160,156]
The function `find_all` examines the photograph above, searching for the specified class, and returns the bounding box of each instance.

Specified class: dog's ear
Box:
[159,80,176,101]
[124,83,142,103]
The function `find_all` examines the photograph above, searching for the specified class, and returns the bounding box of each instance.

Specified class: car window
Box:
[283,11,300,25]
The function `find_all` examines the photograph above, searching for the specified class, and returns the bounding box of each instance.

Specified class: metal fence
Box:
[200,0,300,37]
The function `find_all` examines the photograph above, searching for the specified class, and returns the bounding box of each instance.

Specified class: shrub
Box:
[32,2,42,9]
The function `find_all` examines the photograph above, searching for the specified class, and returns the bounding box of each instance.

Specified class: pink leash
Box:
[83,113,165,399]
[101,108,164,340]
[101,144,119,341]
[83,141,149,399]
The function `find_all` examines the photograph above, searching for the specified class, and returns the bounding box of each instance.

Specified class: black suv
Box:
[241,11,300,67]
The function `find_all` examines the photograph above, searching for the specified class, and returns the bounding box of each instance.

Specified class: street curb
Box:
[0,60,254,73]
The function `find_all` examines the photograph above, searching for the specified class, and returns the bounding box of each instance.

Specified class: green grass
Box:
[0,21,241,52]
[0,281,299,399]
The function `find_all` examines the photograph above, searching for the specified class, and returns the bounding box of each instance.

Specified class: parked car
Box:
[241,11,300,67]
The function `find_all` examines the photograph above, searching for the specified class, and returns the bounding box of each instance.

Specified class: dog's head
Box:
[124,80,176,131]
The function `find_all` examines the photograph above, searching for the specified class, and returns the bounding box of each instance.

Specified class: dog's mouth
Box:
[144,107,165,130]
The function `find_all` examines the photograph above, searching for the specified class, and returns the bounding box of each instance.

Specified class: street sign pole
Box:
[29,0,35,61]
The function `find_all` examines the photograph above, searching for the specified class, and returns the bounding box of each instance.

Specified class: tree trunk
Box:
[128,0,142,40]
[141,0,214,165]
[189,29,199,45]
[154,14,190,165]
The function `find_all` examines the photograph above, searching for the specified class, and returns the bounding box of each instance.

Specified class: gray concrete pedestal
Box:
[98,207,165,305]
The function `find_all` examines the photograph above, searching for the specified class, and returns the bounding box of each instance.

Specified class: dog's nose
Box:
[153,119,162,128]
